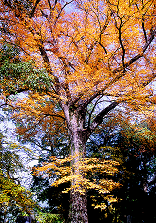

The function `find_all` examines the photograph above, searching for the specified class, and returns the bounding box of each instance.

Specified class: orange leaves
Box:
[11,93,67,144]
[1,0,155,109]
[0,1,155,219]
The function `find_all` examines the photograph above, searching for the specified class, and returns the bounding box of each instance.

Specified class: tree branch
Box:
[88,101,119,134]
[54,0,74,26]
[76,28,156,108]
[29,0,41,18]
[142,18,148,43]
[118,21,125,69]
[38,44,61,95]
[87,95,104,129]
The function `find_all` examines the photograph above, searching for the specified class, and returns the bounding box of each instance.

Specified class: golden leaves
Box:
[1,0,155,108]
[0,172,36,212]
[1,0,155,213]
[35,154,120,200]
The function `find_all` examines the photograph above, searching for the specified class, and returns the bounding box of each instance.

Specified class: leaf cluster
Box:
[0,131,37,220]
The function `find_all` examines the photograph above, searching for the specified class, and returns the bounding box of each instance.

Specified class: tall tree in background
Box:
[0,128,36,222]
[0,0,155,222]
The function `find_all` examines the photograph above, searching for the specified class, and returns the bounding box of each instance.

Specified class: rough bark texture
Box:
[70,115,88,222]
[69,134,88,223]
[62,105,88,222]
[70,190,88,223]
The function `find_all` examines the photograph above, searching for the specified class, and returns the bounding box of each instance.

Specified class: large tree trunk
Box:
[63,105,88,223]
[70,190,88,223]
[69,129,88,223]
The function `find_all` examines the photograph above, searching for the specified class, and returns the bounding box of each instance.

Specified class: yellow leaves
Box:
[99,179,121,191]
[35,154,120,204]
[94,203,107,210]
[150,95,156,105]
[91,195,118,210]
[0,171,36,212]
[12,93,67,142]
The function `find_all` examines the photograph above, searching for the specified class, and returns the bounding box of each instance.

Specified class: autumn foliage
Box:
[0,0,155,222]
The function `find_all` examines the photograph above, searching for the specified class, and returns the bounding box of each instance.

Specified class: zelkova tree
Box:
[0,0,156,222]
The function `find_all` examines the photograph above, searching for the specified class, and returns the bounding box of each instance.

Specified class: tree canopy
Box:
[0,0,155,222]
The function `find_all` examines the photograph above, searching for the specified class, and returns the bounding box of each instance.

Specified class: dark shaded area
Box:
[16,216,32,223]
[30,121,156,222]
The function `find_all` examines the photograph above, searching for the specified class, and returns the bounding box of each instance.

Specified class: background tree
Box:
[0,0,155,222]
[85,117,156,222]
[100,117,156,223]
[0,130,37,222]
[0,44,38,222]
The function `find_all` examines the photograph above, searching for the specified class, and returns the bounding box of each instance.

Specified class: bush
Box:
[36,212,64,223]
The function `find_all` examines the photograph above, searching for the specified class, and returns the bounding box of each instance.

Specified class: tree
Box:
[0,130,37,222]
[0,45,38,222]
[85,118,156,222]
[30,114,123,222]
[0,0,155,222]
[112,120,156,223]
[31,115,156,222]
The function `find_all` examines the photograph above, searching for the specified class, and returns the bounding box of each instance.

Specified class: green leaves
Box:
[26,69,54,93]
[36,211,64,223]
[0,44,55,96]
[0,126,37,219]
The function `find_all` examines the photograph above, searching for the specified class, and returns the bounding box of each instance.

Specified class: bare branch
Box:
[88,101,119,133]
[77,28,156,108]
[48,0,52,10]
[38,44,61,95]
[87,95,104,129]
[54,0,74,26]
[118,21,125,68]
[29,0,41,18]
[142,18,148,43]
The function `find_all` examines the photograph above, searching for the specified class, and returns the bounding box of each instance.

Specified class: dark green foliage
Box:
[107,124,156,223]
[31,163,70,221]
[86,121,156,222]
[0,43,54,96]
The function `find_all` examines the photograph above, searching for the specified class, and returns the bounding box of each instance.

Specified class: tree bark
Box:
[61,101,119,222]
[63,105,88,222]
[69,132,88,223]
[69,190,88,223]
